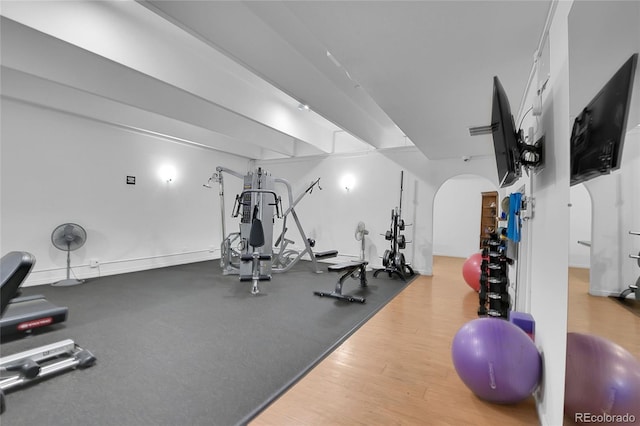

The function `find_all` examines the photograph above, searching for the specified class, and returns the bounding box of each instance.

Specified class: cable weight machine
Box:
[206,167,335,287]
[373,171,415,281]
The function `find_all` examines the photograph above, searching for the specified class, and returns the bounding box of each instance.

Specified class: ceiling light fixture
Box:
[298,103,310,112]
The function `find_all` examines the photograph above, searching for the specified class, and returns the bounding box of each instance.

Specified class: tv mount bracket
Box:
[468,124,544,170]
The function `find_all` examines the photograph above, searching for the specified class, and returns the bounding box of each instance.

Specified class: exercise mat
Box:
[1,260,414,426]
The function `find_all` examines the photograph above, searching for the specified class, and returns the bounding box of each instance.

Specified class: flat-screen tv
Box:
[491,76,523,188]
[570,53,637,186]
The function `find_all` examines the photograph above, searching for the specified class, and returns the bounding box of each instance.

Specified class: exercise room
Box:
[1,2,639,425]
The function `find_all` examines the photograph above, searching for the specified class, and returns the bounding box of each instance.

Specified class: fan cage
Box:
[51,223,87,252]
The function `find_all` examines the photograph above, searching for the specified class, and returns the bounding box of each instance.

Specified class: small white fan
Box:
[51,223,87,286]
[355,221,369,261]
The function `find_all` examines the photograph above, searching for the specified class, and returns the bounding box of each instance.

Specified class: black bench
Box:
[313,261,368,303]
[0,251,96,414]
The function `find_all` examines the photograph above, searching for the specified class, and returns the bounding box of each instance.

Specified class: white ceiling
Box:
[1,0,552,161]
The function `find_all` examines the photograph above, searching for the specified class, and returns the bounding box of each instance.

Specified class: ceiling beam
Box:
[0,1,342,157]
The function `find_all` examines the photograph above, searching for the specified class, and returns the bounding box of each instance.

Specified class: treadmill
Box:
[0,254,68,336]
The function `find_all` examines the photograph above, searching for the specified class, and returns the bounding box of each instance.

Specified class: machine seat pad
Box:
[315,250,338,259]
[328,261,368,272]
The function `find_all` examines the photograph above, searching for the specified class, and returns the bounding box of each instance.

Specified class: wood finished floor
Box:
[251,256,640,426]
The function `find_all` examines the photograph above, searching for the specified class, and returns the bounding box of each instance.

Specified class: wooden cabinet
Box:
[479,191,498,248]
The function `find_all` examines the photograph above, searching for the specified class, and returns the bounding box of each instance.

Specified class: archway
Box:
[569,183,593,269]
[432,174,501,260]
[568,183,593,301]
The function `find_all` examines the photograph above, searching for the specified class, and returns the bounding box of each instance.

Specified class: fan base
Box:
[52,279,85,287]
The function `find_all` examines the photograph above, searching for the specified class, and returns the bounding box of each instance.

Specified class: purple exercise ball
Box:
[451,318,541,404]
[565,332,640,422]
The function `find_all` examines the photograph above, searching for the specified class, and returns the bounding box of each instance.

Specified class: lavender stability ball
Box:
[451,318,541,403]
[565,332,640,421]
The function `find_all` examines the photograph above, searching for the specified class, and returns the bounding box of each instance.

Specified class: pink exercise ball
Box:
[565,332,640,423]
[462,252,483,292]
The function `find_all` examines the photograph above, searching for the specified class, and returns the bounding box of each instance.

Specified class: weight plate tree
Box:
[373,171,415,281]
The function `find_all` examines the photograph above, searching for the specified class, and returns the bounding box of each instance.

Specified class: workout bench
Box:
[313,261,368,303]
[0,251,96,414]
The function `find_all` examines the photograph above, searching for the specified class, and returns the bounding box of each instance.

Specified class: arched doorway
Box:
[433,174,501,259]
[569,183,593,269]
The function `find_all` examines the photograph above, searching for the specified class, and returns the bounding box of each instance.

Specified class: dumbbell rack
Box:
[478,232,512,318]
[373,171,415,281]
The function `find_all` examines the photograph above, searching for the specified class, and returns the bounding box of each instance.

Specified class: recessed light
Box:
[298,103,310,112]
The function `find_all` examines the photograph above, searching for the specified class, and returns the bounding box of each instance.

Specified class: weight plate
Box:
[382,249,392,267]
[394,252,405,268]
[398,235,406,249]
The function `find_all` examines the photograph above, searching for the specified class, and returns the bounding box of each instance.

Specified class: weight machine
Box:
[205,167,335,289]
[373,171,415,281]
[618,230,640,300]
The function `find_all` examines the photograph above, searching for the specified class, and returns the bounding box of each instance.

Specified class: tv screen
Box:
[570,53,637,186]
[491,76,522,188]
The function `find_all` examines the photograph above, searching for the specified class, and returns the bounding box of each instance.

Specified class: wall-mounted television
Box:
[491,76,523,188]
[570,53,637,186]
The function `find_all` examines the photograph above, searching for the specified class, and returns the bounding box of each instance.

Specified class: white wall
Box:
[584,132,640,295]
[0,99,251,285]
[254,148,499,276]
[568,0,640,296]
[505,2,573,424]
[433,175,500,258]
[529,8,572,416]
[569,184,592,268]
[254,150,433,274]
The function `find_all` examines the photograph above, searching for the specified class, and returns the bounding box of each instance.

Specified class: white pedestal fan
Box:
[355,221,369,262]
[51,223,87,287]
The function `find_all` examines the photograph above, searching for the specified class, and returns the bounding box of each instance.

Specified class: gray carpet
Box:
[1,260,414,426]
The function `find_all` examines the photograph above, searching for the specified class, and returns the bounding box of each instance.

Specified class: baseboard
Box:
[22,249,431,287]
[414,268,432,276]
[318,253,431,276]
[22,250,217,287]
[588,288,625,297]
